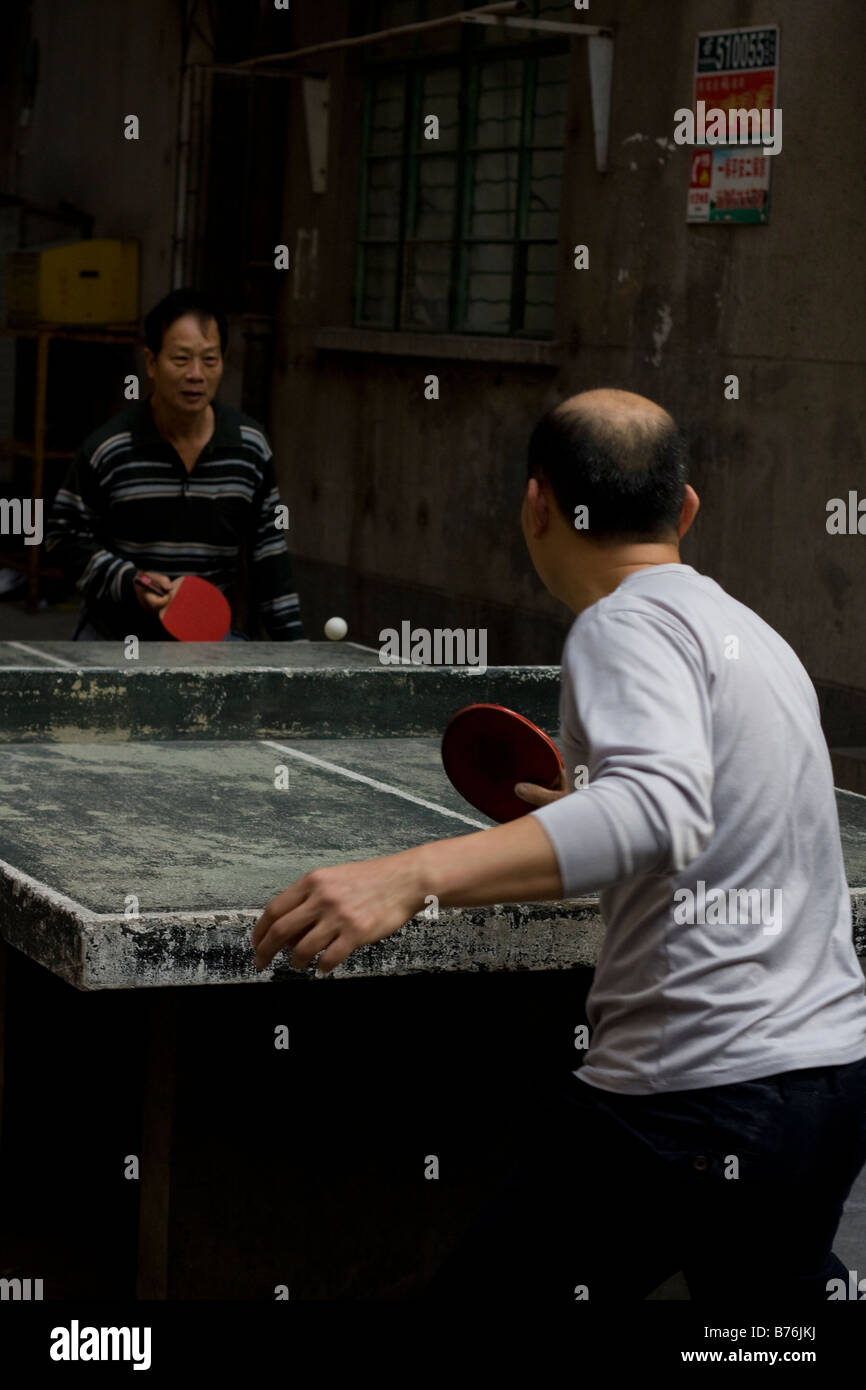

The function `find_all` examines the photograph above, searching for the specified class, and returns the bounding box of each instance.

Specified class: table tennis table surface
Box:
[2,730,488,914]
[0,642,864,990]
[0,642,610,988]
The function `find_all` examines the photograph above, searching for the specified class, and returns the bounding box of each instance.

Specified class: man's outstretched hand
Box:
[252,852,425,974]
[251,815,564,976]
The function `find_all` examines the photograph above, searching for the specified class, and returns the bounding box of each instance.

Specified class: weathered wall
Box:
[4,1,864,689]
[19,0,182,312]
[271,0,866,687]
[562,0,866,689]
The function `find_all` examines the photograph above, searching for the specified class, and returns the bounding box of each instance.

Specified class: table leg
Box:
[27,331,50,613]
[0,937,7,1154]
[136,991,178,1299]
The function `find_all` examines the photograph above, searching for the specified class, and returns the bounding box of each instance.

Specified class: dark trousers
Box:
[422,1056,866,1302]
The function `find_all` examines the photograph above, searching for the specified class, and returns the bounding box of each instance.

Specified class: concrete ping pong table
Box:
[0,641,864,1299]
[0,641,612,988]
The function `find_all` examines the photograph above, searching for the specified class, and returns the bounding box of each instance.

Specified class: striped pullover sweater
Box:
[45,397,304,640]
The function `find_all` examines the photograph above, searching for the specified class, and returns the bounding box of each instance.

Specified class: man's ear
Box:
[677,484,700,539]
[143,348,156,381]
[525,476,551,536]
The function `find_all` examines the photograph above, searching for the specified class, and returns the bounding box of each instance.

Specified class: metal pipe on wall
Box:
[236,0,527,68]
[171,60,193,289]
[171,0,215,289]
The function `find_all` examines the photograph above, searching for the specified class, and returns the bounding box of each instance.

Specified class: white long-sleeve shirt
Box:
[532,563,866,1094]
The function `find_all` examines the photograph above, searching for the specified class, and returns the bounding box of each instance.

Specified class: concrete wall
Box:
[270,0,866,687]
[19,0,182,312]
[3,1,863,691]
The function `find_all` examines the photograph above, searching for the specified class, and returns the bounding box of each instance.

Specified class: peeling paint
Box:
[0,664,563,741]
[651,303,673,367]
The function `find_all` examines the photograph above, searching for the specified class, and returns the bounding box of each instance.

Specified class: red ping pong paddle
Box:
[134,573,231,642]
[441,703,565,823]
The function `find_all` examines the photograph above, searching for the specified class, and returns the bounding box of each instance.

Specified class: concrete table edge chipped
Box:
[0,859,863,991]
[0,850,606,989]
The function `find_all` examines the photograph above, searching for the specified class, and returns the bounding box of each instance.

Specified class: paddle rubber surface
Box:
[441,702,564,822]
[160,576,231,642]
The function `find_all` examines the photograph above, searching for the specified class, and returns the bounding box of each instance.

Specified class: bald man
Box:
[253,389,866,1302]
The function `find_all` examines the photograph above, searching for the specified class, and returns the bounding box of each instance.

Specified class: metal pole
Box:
[172,61,193,288]
[28,330,49,612]
[463,16,613,37]
[236,1,527,69]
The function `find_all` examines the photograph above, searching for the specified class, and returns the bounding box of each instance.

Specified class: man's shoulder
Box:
[215,401,272,461]
[77,402,147,461]
[579,568,724,632]
[569,569,719,663]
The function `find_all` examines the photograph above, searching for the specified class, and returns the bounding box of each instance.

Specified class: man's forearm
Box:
[408,815,563,909]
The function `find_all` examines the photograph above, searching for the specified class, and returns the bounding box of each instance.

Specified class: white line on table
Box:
[262,738,489,828]
[345,640,381,654]
[4,642,76,667]
[0,738,487,931]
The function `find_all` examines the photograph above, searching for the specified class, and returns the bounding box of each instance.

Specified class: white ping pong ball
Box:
[324,616,348,641]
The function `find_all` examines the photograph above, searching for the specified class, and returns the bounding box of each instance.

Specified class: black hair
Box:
[527,397,688,542]
[144,288,228,357]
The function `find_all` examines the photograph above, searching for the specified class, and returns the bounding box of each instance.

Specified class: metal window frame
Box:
[356,35,568,338]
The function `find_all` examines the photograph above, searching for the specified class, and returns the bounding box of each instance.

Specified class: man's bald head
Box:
[527,387,687,542]
[557,388,675,457]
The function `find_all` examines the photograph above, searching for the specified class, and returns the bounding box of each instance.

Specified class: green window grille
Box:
[355,32,570,338]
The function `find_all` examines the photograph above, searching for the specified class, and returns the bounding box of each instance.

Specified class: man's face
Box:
[145,313,223,415]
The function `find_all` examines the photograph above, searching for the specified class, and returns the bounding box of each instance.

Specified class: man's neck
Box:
[150,394,214,442]
[565,548,683,616]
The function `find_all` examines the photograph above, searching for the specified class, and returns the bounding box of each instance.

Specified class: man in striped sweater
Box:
[45,289,304,641]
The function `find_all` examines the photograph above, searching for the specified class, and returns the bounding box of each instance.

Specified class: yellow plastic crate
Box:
[6,239,139,326]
